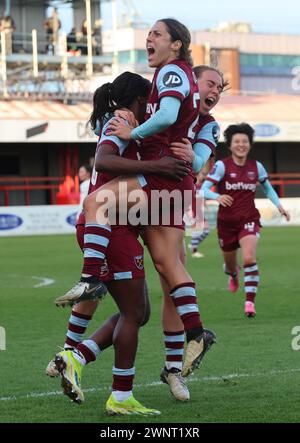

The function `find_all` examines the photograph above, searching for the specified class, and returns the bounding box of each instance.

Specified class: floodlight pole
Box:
[85,0,93,77]
[111,0,119,75]
[5,0,10,16]
[1,31,8,97]
[61,32,68,78]
[32,29,38,78]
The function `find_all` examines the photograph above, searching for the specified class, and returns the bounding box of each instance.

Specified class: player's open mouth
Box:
[147,46,155,56]
[205,97,216,106]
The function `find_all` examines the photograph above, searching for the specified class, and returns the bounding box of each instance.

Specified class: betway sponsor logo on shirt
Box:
[225,181,256,191]
[146,103,158,115]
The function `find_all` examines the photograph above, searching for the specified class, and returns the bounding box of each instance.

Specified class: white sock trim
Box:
[112,390,132,402]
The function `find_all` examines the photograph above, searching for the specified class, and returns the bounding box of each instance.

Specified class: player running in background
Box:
[49,72,188,415]
[55,18,216,385]
[202,123,290,317]
[189,171,210,258]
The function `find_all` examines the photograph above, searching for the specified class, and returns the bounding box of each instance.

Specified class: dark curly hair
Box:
[224,123,255,148]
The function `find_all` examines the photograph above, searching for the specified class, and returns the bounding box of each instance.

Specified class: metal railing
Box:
[0,28,112,99]
[1,173,300,206]
[0,176,65,206]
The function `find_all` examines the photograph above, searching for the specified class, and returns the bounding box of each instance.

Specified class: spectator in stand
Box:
[67,27,77,53]
[1,15,16,54]
[44,8,61,54]
[93,19,102,55]
[77,19,88,55]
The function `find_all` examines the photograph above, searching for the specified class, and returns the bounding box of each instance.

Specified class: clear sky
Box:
[57,0,300,35]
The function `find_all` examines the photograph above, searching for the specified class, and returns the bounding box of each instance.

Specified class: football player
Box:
[202,123,290,317]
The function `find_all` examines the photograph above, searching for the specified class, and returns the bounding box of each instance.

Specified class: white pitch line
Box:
[32,276,55,288]
[1,367,299,402]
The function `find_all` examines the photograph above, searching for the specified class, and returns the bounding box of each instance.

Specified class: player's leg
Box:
[140,229,189,397]
[100,232,158,414]
[104,279,160,415]
[160,240,189,400]
[55,175,145,306]
[53,279,150,406]
[218,224,240,293]
[86,281,150,349]
[64,279,148,377]
[146,225,216,378]
[239,232,260,317]
[189,219,210,258]
[59,222,113,351]
[46,223,103,377]
[222,249,240,293]
[45,300,101,377]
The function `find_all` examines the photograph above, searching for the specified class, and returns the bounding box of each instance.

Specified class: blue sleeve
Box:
[192,144,212,174]
[131,96,181,140]
[201,180,220,200]
[256,161,269,183]
[192,120,221,173]
[260,179,281,208]
[195,121,220,153]
[94,119,101,136]
[206,160,225,183]
[99,117,129,155]
[93,113,112,136]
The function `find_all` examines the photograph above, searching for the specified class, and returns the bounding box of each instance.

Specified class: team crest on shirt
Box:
[99,259,109,277]
[134,255,144,270]
[212,124,220,143]
[247,171,256,180]
[163,72,183,87]
[244,222,255,232]
[210,164,217,175]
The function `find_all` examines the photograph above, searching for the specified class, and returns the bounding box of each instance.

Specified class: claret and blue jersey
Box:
[141,59,200,160]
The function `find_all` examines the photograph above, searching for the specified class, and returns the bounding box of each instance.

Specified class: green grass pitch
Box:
[0,227,299,423]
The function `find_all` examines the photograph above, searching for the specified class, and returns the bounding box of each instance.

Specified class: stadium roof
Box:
[1,93,300,142]
[0,100,91,120]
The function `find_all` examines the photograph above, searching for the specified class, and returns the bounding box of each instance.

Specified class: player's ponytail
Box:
[89,72,150,131]
[89,82,112,131]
